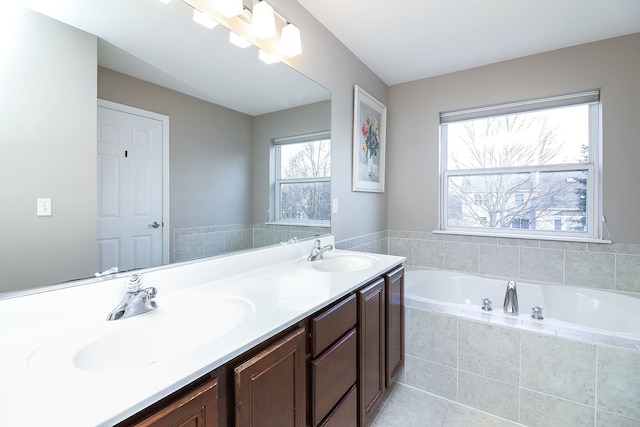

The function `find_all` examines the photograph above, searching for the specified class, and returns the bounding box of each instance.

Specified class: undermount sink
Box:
[299,252,380,273]
[28,294,255,372]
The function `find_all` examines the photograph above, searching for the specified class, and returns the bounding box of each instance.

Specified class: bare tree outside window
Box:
[278,138,331,222]
[445,106,590,232]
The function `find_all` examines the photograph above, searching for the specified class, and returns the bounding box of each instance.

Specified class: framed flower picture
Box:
[352,85,386,192]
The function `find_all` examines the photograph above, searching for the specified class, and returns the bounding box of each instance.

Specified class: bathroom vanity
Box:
[0,236,404,426]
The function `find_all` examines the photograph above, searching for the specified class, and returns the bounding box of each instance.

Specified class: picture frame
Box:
[352,85,386,192]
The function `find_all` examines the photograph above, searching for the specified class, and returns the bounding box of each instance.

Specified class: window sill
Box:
[433,229,611,244]
[265,221,330,228]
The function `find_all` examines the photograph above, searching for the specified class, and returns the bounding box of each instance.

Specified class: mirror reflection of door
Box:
[97,101,165,273]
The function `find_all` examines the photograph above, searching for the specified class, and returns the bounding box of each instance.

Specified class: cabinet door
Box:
[385,267,404,387]
[357,278,385,426]
[234,327,306,427]
[132,377,218,427]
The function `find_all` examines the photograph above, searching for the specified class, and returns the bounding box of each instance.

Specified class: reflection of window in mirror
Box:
[272,132,331,225]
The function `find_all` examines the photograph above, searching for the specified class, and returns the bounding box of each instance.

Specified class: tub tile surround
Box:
[399,305,640,426]
[387,230,640,295]
[337,230,640,425]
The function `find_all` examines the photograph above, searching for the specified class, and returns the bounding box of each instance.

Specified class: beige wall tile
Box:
[458,371,519,421]
[615,254,640,293]
[520,389,594,427]
[458,320,520,385]
[519,248,564,283]
[597,346,640,420]
[404,355,457,401]
[405,308,457,367]
[521,333,596,405]
[565,251,615,289]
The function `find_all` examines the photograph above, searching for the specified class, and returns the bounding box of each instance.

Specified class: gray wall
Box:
[387,33,640,244]
[0,9,97,291]
[269,0,389,242]
[97,67,254,230]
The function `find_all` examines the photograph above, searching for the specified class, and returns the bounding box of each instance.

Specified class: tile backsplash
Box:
[173,223,328,262]
[386,230,640,295]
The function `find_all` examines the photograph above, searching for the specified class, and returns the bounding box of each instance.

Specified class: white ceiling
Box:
[296,0,640,86]
[20,0,330,116]
[18,0,640,110]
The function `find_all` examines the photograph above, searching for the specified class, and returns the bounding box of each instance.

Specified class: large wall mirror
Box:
[1,0,331,295]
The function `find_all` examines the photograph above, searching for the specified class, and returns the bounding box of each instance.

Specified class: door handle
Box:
[149,221,160,229]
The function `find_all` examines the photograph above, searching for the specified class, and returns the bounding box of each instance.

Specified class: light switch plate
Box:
[37,198,52,216]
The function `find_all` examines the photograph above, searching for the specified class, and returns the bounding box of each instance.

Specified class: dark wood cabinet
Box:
[310,294,358,427]
[318,385,357,427]
[132,377,219,427]
[234,326,307,427]
[357,278,386,427]
[310,294,357,358]
[385,267,404,387]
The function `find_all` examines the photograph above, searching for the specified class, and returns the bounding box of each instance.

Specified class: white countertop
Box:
[0,236,404,426]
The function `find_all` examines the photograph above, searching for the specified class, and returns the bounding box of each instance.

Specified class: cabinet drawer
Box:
[311,328,357,426]
[319,385,357,427]
[311,294,357,357]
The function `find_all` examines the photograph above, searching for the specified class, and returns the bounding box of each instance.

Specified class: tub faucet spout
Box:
[503,280,519,315]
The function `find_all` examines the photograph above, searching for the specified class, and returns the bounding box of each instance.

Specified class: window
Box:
[439,91,601,240]
[273,132,331,224]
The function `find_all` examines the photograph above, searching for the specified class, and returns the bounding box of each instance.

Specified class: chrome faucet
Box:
[106,274,158,321]
[307,239,333,261]
[503,280,519,315]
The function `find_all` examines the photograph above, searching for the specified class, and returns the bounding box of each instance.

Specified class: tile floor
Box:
[369,383,524,427]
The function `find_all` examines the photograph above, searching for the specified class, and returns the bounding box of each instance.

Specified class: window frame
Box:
[272,131,331,227]
[438,91,604,242]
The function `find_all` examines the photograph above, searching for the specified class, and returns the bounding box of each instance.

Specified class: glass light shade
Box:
[258,49,279,64]
[213,0,243,18]
[280,23,301,57]
[229,32,251,48]
[193,9,218,29]
[251,1,276,39]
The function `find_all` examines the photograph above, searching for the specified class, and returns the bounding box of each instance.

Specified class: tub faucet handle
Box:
[531,306,544,320]
[481,298,493,311]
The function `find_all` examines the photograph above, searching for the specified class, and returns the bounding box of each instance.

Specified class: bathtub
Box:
[401,269,640,425]
[405,269,640,342]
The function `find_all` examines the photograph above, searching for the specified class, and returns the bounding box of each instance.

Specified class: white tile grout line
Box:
[594,346,599,427]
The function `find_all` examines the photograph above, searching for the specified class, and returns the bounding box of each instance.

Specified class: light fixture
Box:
[212,0,244,18]
[229,32,251,48]
[251,1,276,40]
[192,9,218,29]
[258,49,279,64]
[157,0,172,3]
[279,23,301,57]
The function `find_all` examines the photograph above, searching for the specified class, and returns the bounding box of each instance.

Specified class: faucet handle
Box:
[125,274,144,293]
[531,306,544,320]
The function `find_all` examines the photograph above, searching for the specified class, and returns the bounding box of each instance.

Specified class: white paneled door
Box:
[97,101,168,273]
